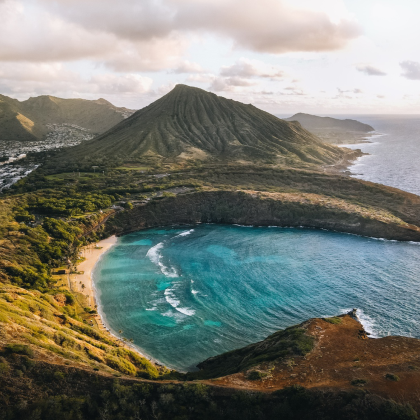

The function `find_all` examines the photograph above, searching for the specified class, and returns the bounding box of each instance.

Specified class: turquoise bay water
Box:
[94,225,420,372]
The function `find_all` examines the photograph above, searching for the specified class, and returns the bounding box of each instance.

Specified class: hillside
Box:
[0,95,41,142]
[58,85,346,167]
[0,94,135,142]
[196,313,420,415]
[2,161,420,417]
[285,113,374,144]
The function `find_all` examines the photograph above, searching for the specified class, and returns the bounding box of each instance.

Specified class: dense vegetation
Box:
[194,326,315,379]
[0,282,170,379]
[0,350,417,420]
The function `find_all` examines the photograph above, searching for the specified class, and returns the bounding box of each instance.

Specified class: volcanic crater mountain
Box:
[62,85,346,166]
[0,93,134,141]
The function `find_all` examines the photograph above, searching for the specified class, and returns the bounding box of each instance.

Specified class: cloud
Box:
[210,76,256,92]
[186,73,216,83]
[0,62,152,98]
[176,0,360,54]
[281,86,306,96]
[220,58,284,79]
[170,60,205,74]
[7,0,360,70]
[88,74,153,94]
[356,65,387,76]
[102,37,188,72]
[204,58,288,93]
[0,0,187,72]
[400,61,420,80]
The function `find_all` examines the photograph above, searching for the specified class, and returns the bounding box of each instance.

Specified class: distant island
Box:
[284,112,375,144]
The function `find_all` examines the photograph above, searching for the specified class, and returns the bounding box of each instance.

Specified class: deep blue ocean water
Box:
[94,225,420,372]
[326,114,420,195]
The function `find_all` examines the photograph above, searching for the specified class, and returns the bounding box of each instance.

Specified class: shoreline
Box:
[70,236,119,337]
[71,235,118,310]
[70,235,158,363]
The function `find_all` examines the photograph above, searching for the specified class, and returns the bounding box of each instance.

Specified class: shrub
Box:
[4,343,34,358]
[105,356,137,376]
[351,378,367,387]
[385,373,400,381]
[323,317,342,325]
[0,357,10,374]
[247,370,268,380]
[53,371,66,381]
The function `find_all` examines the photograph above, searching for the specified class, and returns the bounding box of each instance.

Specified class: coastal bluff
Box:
[194,312,420,415]
[106,189,420,242]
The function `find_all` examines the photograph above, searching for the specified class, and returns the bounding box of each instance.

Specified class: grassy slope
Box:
[0,94,135,141]
[57,85,345,166]
[193,325,314,379]
[0,97,40,142]
[285,113,374,132]
[0,281,167,379]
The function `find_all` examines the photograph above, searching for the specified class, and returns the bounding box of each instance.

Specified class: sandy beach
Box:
[69,235,153,359]
[69,235,118,331]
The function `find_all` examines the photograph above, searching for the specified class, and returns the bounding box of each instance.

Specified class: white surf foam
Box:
[146,242,178,277]
[164,285,195,316]
[176,307,196,316]
[190,279,199,295]
[340,308,379,338]
[164,287,180,306]
[175,229,195,237]
[356,309,379,338]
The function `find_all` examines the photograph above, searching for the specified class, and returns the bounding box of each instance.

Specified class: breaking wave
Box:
[164,284,195,316]
[146,242,178,278]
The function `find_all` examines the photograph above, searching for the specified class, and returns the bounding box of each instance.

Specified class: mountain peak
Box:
[58,86,345,167]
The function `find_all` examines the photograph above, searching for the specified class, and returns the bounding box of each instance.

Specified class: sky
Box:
[1,0,420,114]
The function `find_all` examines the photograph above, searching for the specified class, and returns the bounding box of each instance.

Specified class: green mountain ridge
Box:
[0,94,135,142]
[284,113,375,144]
[59,84,346,166]
[285,113,374,132]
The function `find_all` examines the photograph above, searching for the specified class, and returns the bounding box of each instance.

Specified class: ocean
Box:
[94,114,420,372]
[94,225,420,372]
[331,114,420,195]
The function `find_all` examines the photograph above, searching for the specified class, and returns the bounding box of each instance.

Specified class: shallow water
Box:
[94,225,420,372]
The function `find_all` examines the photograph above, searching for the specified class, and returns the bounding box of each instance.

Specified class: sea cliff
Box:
[106,190,420,242]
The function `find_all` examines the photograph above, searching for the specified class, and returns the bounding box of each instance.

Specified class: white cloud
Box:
[400,61,420,80]
[7,0,360,67]
[220,58,284,80]
[205,58,288,93]
[0,62,152,99]
[356,65,387,76]
[186,73,216,83]
[282,86,306,96]
[0,0,188,72]
[88,74,153,94]
[173,0,360,54]
[210,76,256,92]
[170,61,205,74]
